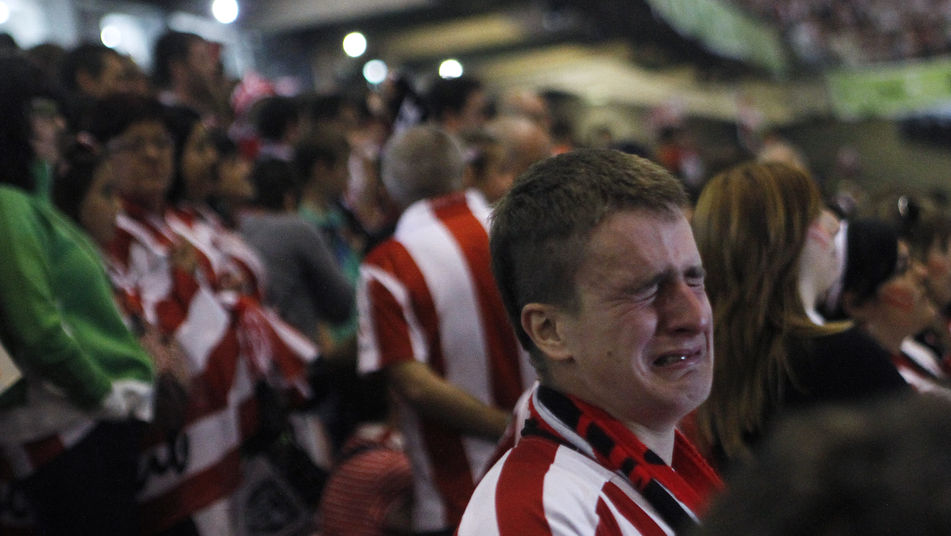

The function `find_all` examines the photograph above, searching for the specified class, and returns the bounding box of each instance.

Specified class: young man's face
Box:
[553,209,714,432]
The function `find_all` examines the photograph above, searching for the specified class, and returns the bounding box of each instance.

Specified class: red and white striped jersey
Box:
[458,387,717,536]
[357,190,534,532]
[458,436,680,536]
[110,202,316,534]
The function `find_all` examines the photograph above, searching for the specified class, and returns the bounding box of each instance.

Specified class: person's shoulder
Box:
[0,184,35,208]
[362,235,408,266]
[462,437,628,535]
[808,326,889,359]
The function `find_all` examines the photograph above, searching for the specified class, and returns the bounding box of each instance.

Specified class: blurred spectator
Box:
[357,126,532,533]
[239,158,354,342]
[426,75,487,136]
[255,95,301,162]
[207,128,254,225]
[24,43,66,84]
[694,394,951,536]
[691,162,909,467]
[831,219,948,395]
[0,55,154,536]
[60,43,124,100]
[497,88,552,131]
[655,125,706,202]
[59,43,125,132]
[459,129,511,204]
[485,115,552,199]
[153,30,228,124]
[0,55,66,200]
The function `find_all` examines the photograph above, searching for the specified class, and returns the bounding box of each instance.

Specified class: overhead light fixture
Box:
[363,59,387,85]
[439,59,463,79]
[343,32,367,58]
[211,0,239,24]
[0,2,9,25]
[100,24,122,48]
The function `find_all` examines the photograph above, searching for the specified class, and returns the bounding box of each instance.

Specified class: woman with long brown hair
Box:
[691,161,908,467]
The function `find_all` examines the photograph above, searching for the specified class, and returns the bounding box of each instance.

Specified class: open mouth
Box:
[653,348,701,367]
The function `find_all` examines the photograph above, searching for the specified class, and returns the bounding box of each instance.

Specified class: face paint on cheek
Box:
[880,284,918,312]
[807,225,833,250]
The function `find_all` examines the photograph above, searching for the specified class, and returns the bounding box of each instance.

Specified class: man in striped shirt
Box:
[356,126,533,534]
[458,149,723,535]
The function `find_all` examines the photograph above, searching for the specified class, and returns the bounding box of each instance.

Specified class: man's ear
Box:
[521,303,572,362]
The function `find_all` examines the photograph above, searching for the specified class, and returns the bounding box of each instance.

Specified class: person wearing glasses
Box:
[87,93,253,535]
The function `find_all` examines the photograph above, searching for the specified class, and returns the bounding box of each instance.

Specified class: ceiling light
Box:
[100,25,122,48]
[439,59,463,79]
[343,32,367,58]
[0,2,9,25]
[211,0,239,24]
[363,59,387,85]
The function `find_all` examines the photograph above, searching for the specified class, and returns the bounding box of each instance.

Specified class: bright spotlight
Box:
[100,25,122,48]
[363,59,388,85]
[0,2,10,25]
[211,0,239,24]
[438,59,463,79]
[343,32,367,58]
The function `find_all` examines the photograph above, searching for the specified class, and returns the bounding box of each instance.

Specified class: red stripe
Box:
[366,239,475,526]
[600,481,667,536]
[496,437,556,535]
[418,419,475,527]
[367,276,416,369]
[138,447,243,533]
[366,242,442,373]
[432,197,524,408]
[595,497,622,536]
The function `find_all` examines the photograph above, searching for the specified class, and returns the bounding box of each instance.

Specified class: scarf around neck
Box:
[523,385,723,531]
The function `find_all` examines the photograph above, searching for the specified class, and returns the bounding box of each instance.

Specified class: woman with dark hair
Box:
[691,161,909,467]
[0,55,66,197]
[87,93,254,535]
[0,58,154,534]
[162,105,269,297]
[834,219,948,395]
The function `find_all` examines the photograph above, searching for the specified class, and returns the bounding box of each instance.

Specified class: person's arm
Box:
[358,257,507,440]
[387,360,509,440]
[0,194,111,407]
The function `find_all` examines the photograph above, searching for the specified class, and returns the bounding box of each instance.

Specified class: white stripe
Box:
[357,264,429,374]
[174,286,230,374]
[265,308,317,362]
[137,360,254,501]
[355,270,379,372]
[456,450,507,536]
[543,447,606,533]
[396,200,492,404]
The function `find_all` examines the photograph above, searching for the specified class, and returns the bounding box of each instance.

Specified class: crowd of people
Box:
[2,21,951,536]
[730,0,951,66]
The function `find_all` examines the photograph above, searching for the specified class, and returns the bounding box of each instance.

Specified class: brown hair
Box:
[490,148,687,374]
[692,161,845,461]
